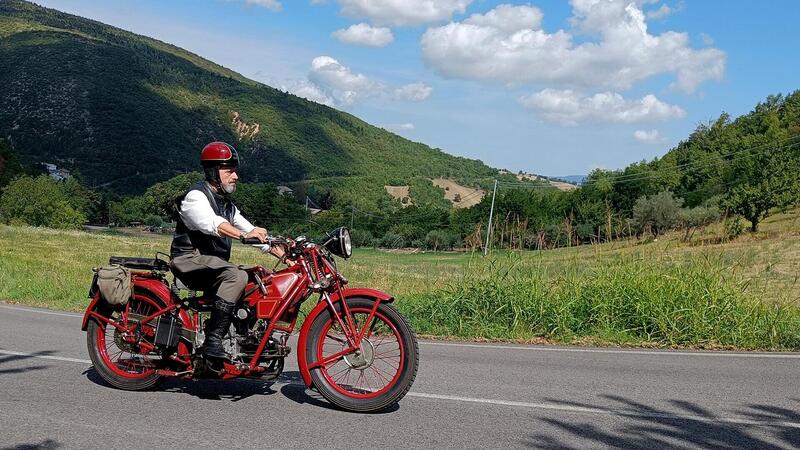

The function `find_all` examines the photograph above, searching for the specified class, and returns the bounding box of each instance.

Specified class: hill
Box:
[0,0,498,195]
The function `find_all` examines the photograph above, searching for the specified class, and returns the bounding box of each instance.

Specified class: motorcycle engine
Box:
[222,323,240,359]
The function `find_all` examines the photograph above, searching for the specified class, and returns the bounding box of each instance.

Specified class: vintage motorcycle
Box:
[81,227,418,412]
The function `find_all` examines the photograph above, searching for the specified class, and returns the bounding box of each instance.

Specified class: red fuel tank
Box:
[255,271,301,318]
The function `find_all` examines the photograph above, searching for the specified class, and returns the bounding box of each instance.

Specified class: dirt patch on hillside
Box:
[432,178,485,208]
[549,180,578,191]
[231,111,260,140]
[385,185,412,207]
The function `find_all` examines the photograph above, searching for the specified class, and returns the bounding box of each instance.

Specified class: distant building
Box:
[277,185,294,196]
[41,163,70,181]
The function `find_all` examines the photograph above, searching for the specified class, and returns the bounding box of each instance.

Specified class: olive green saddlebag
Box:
[96,265,132,306]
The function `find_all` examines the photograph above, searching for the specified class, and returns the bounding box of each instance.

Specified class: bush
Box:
[424,229,458,251]
[632,190,683,237]
[380,231,405,248]
[0,175,85,229]
[387,223,423,243]
[350,228,374,247]
[677,205,721,241]
[144,214,165,228]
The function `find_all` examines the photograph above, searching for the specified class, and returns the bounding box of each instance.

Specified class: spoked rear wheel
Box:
[86,293,164,390]
[306,297,419,412]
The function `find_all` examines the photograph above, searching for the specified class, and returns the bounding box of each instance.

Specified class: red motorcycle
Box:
[81,227,419,412]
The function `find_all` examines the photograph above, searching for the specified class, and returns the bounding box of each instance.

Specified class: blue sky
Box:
[34,0,800,176]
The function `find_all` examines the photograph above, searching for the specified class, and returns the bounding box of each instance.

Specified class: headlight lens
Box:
[341,227,352,258]
[324,227,352,259]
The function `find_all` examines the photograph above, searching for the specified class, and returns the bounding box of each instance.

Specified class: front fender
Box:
[296,287,394,387]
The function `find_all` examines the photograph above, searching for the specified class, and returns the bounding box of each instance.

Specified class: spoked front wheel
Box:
[306,297,419,412]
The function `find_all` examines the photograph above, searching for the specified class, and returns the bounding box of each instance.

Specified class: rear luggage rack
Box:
[109,255,170,272]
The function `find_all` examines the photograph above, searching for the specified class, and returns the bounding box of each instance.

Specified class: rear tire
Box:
[86,293,164,391]
[306,297,419,412]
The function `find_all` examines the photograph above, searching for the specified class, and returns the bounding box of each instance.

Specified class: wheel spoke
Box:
[316,305,409,399]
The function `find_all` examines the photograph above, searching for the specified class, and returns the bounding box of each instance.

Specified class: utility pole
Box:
[350,205,355,230]
[483,179,498,257]
[305,196,309,212]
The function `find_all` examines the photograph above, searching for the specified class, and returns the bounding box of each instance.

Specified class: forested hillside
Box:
[449,91,800,249]
[0,0,497,194]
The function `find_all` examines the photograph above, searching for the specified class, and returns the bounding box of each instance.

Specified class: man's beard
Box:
[221,182,236,194]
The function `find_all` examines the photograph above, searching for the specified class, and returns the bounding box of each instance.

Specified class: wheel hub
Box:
[343,338,375,369]
[114,328,136,353]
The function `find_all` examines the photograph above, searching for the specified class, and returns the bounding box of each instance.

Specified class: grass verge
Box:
[399,254,800,350]
[1,217,799,350]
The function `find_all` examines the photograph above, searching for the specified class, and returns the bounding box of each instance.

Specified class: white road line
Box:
[0,350,91,364]
[4,349,797,430]
[406,392,800,429]
[3,303,798,359]
[0,304,82,318]
[419,341,800,358]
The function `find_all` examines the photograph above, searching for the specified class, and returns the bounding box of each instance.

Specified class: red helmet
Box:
[200,142,239,185]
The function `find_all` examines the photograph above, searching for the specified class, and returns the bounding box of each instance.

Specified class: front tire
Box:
[306,297,419,412]
[86,293,164,390]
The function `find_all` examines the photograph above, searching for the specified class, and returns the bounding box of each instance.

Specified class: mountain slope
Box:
[0,0,497,195]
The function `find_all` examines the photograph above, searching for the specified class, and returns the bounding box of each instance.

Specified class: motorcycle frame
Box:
[81,243,394,385]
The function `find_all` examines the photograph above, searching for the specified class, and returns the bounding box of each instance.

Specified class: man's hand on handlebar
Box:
[244,227,268,243]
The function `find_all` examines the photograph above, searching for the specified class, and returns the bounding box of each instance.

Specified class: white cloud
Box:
[701,32,714,46]
[386,123,415,132]
[646,4,672,19]
[633,129,664,143]
[286,80,336,106]
[519,89,686,126]
[393,82,433,101]
[465,4,543,34]
[338,0,473,26]
[237,0,282,11]
[309,56,381,105]
[297,56,429,107]
[422,1,725,93]
[332,23,394,47]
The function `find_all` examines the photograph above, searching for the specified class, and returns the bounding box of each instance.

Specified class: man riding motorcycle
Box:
[170,141,282,362]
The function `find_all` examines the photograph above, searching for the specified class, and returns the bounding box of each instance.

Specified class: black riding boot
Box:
[202,299,235,360]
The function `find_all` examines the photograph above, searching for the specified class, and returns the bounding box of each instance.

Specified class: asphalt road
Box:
[1,303,798,449]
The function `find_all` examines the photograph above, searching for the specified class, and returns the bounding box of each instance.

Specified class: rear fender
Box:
[296,288,394,387]
[81,277,191,330]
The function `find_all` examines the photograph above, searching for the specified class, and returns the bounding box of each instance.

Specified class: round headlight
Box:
[324,227,353,259]
[341,227,352,258]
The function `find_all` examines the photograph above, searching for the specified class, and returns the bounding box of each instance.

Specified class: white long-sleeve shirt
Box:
[179,190,255,237]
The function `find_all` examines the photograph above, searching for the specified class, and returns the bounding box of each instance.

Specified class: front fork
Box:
[321,287,381,352]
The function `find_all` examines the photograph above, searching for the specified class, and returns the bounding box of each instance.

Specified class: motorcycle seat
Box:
[109,256,170,272]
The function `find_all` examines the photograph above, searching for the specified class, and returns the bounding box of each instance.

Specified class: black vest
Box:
[170,181,237,260]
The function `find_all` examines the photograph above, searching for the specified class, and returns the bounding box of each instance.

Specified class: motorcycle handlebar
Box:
[240,236,292,246]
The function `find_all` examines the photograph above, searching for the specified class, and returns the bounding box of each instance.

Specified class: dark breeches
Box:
[170,252,248,303]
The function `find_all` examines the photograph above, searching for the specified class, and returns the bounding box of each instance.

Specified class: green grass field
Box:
[1,211,799,349]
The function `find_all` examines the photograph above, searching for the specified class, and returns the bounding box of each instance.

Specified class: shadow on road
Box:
[84,367,398,414]
[0,439,60,450]
[0,350,52,375]
[524,394,800,449]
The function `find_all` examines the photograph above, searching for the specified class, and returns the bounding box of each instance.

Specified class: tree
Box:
[722,106,800,232]
[232,182,308,230]
[632,191,683,237]
[142,172,203,219]
[0,175,85,229]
